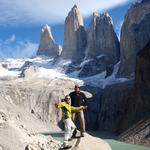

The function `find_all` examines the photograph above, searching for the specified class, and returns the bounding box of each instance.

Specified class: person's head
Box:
[64,95,71,105]
[74,84,80,93]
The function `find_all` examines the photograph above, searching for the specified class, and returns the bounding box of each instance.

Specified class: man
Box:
[69,85,87,137]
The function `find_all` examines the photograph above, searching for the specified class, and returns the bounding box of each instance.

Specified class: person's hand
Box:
[81,106,87,110]
[83,106,87,110]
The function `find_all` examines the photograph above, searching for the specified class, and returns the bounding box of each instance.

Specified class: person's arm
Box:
[82,92,87,106]
[55,102,63,109]
[71,106,83,112]
[71,106,87,113]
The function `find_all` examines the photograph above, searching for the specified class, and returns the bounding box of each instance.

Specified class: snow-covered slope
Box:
[0,57,128,88]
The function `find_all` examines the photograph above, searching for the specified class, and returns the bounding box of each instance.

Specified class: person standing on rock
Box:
[69,85,87,137]
[55,95,87,149]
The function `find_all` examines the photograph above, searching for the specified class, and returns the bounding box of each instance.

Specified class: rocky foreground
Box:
[0,77,112,150]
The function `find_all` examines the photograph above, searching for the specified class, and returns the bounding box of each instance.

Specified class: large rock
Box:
[61,5,87,63]
[117,0,150,78]
[37,24,62,57]
[20,66,39,78]
[118,39,150,147]
[86,12,120,63]
[79,12,120,77]
[0,88,60,150]
[97,81,134,132]
[79,55,114,77]
[72,133,112,150]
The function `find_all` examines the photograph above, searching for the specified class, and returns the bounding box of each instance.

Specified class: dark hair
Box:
[75,84,80,88]
[61,99,65,102]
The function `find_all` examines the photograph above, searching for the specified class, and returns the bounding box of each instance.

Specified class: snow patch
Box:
[0,57,129,89]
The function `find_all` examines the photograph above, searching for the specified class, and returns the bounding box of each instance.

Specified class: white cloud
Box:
[0,0,130,25]
[0,35,38,58]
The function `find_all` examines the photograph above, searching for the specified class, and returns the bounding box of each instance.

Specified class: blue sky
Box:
[0,0,135,58]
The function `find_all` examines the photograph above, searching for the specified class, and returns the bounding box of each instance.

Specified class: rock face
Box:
[86,12,120,63]
[0,84,60,150]
[61,5,87,63]
[134,39,150,119]
[0,78,76,126]
[118,39,150,147]
[79,55,114,77]
[37,24,62,57]
[72,133,112,150]
[97,81,134,132]
[117,0,150,78]
[0,77,112,150]
[20,65,39,78]
[79,12,120,77]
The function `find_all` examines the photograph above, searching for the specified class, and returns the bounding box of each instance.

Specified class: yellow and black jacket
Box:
[56,102,82,119]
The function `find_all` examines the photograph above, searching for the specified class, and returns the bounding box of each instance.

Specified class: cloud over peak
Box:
[0,0,130,26]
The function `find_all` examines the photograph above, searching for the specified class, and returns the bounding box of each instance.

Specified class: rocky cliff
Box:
[0,76,112,150]
[0,78,61,150]
[86,12,120,62]
[117,0,150,78]
[79,12,120,77]
[61,5,87,63]
[37,24,62,57]
[97,81,134,132]
[117,38,150,147]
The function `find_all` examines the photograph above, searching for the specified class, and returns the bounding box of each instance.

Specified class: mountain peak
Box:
[72,4,78,9]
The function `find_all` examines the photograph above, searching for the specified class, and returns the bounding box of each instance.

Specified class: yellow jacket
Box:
[56,102,83,119]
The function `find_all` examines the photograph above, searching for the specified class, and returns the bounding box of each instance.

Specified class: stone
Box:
[117,0,150,78]
[118,39,150,147]
[86,12,120,64]
[19,66,39,78]
[61,5,87,63]
[37,24,62,57]
[79,55,111,77]
[97,81,134,132]
[79,12,120,77]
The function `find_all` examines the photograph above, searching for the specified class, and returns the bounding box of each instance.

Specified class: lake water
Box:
[49,130,150,150]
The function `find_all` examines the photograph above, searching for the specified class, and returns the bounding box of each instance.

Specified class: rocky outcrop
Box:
[61,5,87,63]
[20,65,39,78]
[72,133,112,150]
[37,24,62,57]
[86,12,120,63]
[0,78,75,125]
[97,81,134,132]
[0,89,60,150]
[117,39,150,147]
[79,12,120,77]
[79,55,114,77]
[117,0,150,78]
[133,38,150,120]
[0,77,112,150]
